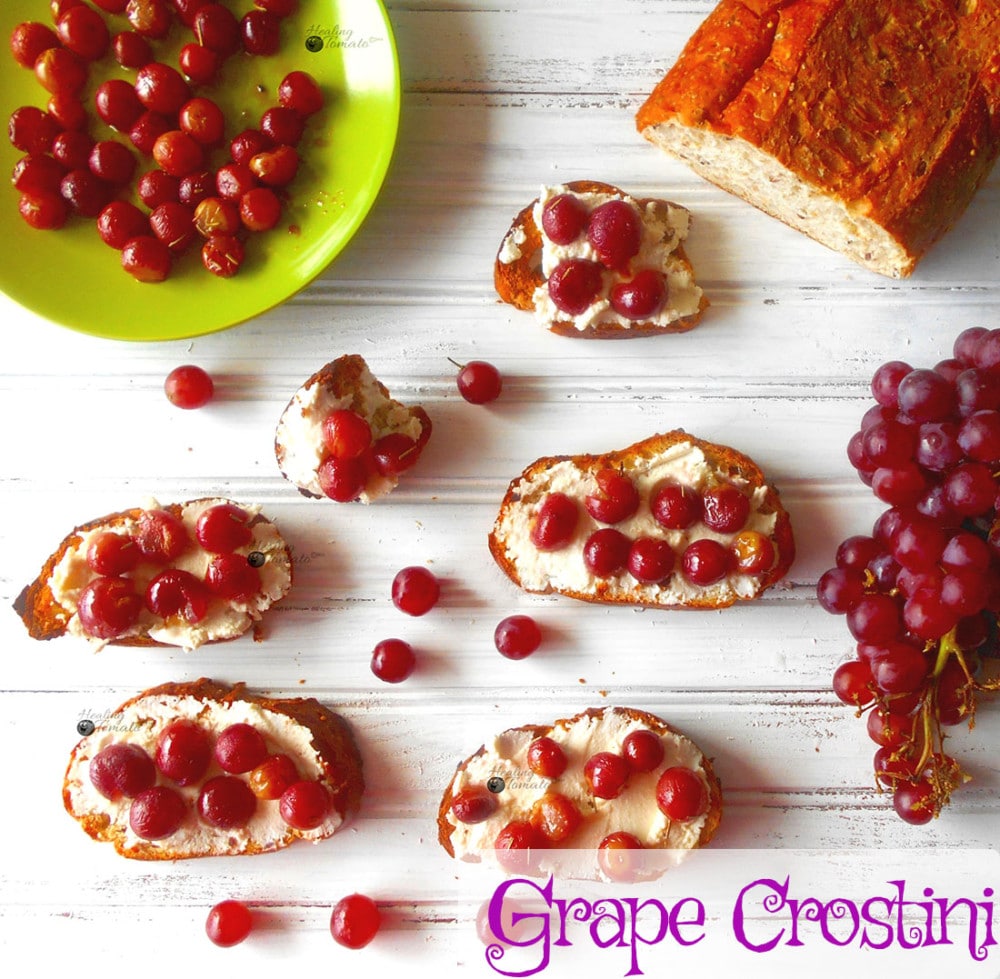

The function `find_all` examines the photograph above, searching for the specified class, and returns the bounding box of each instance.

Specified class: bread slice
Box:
[494,180,707,338]
[635,0,1000,278]
[14,498,293,650]
[489,430,794,609]
[63,678,364,860]
[275,353,432,502]
[438,706,721,880]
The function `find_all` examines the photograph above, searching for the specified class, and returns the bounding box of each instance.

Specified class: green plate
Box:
[0,0,400,340]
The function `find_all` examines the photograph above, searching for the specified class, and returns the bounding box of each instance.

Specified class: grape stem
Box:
[931,627,961,679]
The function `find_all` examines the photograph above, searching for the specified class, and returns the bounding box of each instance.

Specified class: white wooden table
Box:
[2,1,998,975]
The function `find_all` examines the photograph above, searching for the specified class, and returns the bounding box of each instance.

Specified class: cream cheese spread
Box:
[499,184,703,332]
[444,708,710,878]
[275,361,424,503]
[492,440,777,606]
[65,693,343,857]
[48,498,292,651]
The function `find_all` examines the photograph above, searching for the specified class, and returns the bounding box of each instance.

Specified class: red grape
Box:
[455,360,502,404]
[530,493,578,550]
[330,894,381,949]
[655,767,708,820]
[391,566,440,616]
[494,614,541,659]
[370,638,416,683]
[206,901,253,947]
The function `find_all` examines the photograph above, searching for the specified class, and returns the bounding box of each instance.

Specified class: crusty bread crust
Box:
[489,429,794,609]
[14,498,292,646]
[275,353,432,500]
[438,706,722,862]
[64,678,364,860]
[494,180,708,338]
[635,0,1000,278]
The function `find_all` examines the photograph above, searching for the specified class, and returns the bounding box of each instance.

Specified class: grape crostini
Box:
[275,354,432,504]
[494,180,707,338]
[820,327,1000,823]
[14,497,292,649]
[63,678,364,860]
[438,706,721,881]
[489,430,794,609]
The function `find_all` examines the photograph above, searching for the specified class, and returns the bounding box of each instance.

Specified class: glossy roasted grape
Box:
[196,503,253,553]
[214,724,268,774]
[279,780,332,830]
[494,820,545,875]
[622,729,664,773]
[371,431,421,475]
[655,767,708,820]
[609,269,666,320]
[584,469,639,524]
[540,193,587,245]
[530,791,581,843]
[121,235,171,282]
[206,900,253,947]
[450,786,497,824]
[597,831,645,882]
[547,258,603,315]
[583,751,628,799]
[248,753,298,800]
[164,364,214,408]
[330,894,381,950]
[370,638,416,683]
[627,537,674,583]
[77,576,142,638]
[86,530,140,576]
[198,775,257,828]
[583,527,631,577]
[525,736,566,778]
[155,720,211,785]
[587,199,640,270]
[278,70,323,116]
[455,360,502,404]
[318,456,366,502]
[651,482,700,529]
[391,566,440,616]
[89,743,156,800]
[680,538,731,586]
[530,493,578,550]
[494,614,541,660]
[97,200,149,249]
[136,507,188,561]
[145,569,210,623]
[129,785,187,840]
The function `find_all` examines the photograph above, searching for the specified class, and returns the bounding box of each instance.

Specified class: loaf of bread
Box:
[635,0,1000,278]
[14,498,293,650]
[438,706,721,880]
[275,353,432,502]
[489,430,794,609]
[64,678,364,860]
[495,180,707,338]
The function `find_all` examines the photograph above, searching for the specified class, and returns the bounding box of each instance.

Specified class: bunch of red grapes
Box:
[819,327,1000,824]
[8,0,321,282]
